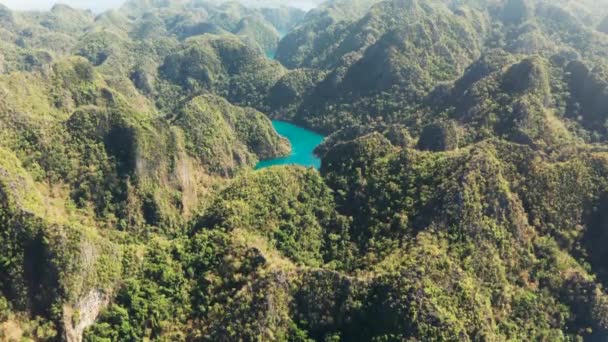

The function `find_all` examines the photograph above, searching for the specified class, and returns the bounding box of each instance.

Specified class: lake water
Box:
[266,30,287,59]
[266,50,276,59]
[256,120,324,169]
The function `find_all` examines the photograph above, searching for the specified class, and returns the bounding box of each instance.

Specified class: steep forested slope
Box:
[0,3,292,339]
[2,0,608,341]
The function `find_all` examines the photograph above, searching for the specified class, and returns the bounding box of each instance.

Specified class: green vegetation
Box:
[159,34,286,111]
[2,0,608,341]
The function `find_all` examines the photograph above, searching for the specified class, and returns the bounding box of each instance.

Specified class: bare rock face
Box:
[63,290,110,342]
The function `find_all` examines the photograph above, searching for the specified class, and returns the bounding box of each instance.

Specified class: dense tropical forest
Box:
[2,0,608,340]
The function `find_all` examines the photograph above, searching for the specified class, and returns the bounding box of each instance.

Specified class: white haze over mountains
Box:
[228,0,323,10]
[0,0,123,12]
[0,0,323,12]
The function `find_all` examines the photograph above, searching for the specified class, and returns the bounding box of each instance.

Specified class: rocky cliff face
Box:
[63,290,110,342]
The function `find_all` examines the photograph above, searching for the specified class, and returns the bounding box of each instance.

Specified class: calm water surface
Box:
[256,120,324,169]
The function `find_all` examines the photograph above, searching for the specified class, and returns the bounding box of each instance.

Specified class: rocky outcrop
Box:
[63,290,110,342]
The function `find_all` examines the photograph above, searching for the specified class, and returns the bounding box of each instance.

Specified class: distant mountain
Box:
[0,0,125,13]
[218,0,323,10]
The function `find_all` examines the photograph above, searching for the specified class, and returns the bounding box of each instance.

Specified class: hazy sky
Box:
[0,0,322,12]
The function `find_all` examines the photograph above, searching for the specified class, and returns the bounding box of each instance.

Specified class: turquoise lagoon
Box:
[256,120,324,169]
